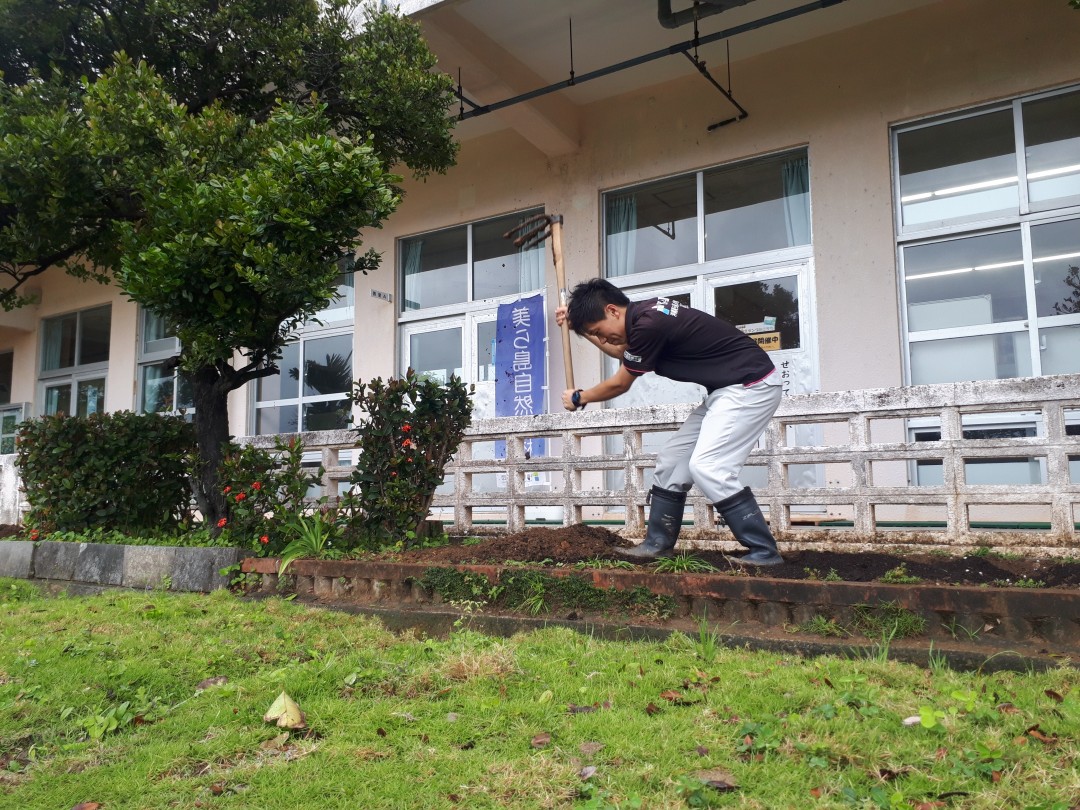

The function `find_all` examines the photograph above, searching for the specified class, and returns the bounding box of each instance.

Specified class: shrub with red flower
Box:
[216,517,228,528]
[344,368,472,551]
[216,437,323,557]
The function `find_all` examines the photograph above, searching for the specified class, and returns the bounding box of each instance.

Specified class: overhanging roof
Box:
[409,0,942,154]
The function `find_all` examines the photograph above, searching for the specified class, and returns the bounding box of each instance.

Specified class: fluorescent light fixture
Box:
[973,260,1024,271]
[1033,251,1080,264]
[906,267,973,281]
[901,175,1018,203]
[1028,163,1080,180]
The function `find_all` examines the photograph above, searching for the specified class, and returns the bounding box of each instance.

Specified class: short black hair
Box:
[566,278,629,336]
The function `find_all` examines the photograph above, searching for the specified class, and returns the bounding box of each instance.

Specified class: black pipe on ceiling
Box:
[454,0,848,121]
[657,0,758,30]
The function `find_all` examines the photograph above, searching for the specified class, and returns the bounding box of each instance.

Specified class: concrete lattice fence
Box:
[4,375,1079,556]
[248,374,1080,556]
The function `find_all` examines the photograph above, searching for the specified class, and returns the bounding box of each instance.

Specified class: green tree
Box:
[0,1,457,524]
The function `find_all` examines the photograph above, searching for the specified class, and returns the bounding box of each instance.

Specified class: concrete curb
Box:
[1,541,243,593]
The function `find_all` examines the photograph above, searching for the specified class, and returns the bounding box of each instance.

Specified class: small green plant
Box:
[992,577,1045,588]
[852,601,926,639]
[652,553,717,573]
[941,616,981,641]
[948,744,1007,781]
[796,615,849,637]
[277,509,344,574]
[880,564,922,584]
[695,609,721,664]
[573,557,635,570]
[420,568,494,605]
[824,568,843,582]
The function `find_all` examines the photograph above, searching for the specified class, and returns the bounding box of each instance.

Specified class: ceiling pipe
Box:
[658,0,758,29]
[453,0,848,121]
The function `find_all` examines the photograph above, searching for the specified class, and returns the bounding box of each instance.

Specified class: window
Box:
[601,150,816,399]
[39,305,110,417]
[253,273,355,435]
[399,209,545,419]
[604,150,810,277]
[895,86,1080,384]
[138,310,194,416]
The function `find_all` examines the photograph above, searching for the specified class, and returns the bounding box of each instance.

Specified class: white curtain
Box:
[516,214,544,292]
[606,195,637,277]
[402,239,423,311]
[782,157,811,247]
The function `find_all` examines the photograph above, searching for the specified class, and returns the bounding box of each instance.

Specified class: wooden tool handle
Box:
[550,220,575,391]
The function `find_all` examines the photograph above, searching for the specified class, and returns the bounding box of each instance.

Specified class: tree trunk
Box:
[191,367,232,528]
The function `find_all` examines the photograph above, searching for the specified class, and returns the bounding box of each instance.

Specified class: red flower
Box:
[235,492,246,502]
[252,482,262,491]
[406,457,413,463]
[216,517,227,528]
[223,485,231,494]
[259,535,269,545]
[402,424,412,433]
[402,439,412,448]
[391,471,397,477]
[29,529,39,540]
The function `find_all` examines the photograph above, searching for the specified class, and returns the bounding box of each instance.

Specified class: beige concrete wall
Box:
[370,0,1080,397]
[2,0,1078,432]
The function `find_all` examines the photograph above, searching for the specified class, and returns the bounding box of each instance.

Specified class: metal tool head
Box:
[503,213,563,249]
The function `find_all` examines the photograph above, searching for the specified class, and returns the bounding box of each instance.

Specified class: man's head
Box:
[566,278,631,346]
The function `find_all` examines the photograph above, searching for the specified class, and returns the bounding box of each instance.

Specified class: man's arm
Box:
[561,364,637,411]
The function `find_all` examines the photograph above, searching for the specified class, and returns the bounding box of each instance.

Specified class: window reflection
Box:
[605,175,697,276]
[714,277,800,350]
[898,110,1018,230]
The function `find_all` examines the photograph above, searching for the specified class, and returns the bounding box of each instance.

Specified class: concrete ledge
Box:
[0,540,34,579]
[242,556,1080,659]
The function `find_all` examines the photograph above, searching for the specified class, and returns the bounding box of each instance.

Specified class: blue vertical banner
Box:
[495,294,546,458]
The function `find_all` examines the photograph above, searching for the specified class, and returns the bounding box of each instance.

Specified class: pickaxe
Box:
[504,213,575,391]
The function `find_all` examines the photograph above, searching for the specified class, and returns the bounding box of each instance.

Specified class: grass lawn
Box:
[0,578,1076,809]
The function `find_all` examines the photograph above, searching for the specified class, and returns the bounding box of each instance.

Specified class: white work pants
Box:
[652,372,782,503]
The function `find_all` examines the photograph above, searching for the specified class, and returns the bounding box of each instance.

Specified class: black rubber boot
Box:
[618,486,687,561]
[715,486,784,566]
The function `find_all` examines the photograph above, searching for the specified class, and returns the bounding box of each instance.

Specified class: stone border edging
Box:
[0,540,242,592]
[240,556,1080,657]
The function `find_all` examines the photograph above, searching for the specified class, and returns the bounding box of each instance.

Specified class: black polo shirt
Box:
[621,298,775,392]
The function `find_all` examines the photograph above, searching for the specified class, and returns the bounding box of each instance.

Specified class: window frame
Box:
[37,305,111,417]
[601,147,813,283]
[893,84,1080,386]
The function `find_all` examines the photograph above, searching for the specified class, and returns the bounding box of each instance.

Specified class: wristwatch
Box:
[571,389,584,410]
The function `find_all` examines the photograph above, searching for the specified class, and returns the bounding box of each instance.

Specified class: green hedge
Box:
[16,411,196,534]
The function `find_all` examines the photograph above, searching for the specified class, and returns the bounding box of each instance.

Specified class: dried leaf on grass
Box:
[70,804,101,810]
[262,692,306,730]
[694,768,738,792]
[531,732,551,748]
[196,676,228,691]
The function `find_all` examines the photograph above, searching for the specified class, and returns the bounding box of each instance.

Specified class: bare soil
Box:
[390,524,1080,588]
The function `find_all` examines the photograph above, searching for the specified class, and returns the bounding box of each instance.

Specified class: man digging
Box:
[557,278,784,565]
